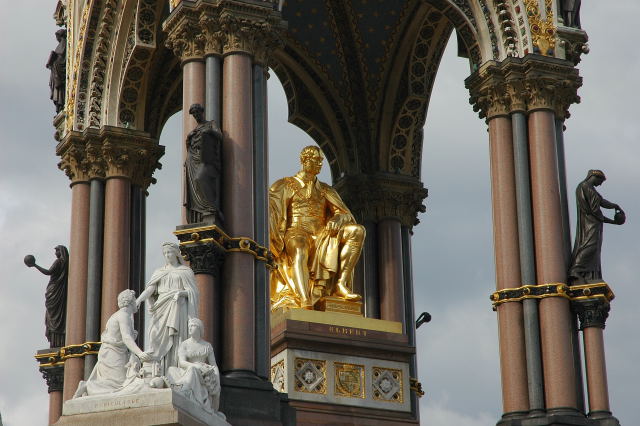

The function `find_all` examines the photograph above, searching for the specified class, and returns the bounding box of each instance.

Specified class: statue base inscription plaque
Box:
[315,296,362,316]
[55,389,230,426]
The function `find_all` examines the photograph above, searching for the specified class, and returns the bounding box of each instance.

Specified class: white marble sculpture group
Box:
[73,242,224,418]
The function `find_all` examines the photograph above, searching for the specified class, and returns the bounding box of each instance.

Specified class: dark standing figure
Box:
[561,0,581,28]
[25,245,69,348]
[569,170,625,285]
[185,103,224,224]
[47,29,67,113]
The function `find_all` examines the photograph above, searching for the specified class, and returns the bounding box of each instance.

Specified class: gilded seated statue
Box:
[269,145,365,310]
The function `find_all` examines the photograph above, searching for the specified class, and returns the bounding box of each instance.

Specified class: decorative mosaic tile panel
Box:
[294,358,327,394]
[334,362,365,399]
[372,367,403,403]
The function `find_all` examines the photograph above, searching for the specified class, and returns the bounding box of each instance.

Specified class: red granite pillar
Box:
[221,52,255,373]
[529,110,578,410]
[100,177,131,327]
[62,181,90,402]
[488,116,530,415]
[378,219,405,326]
[181,60,205,224]
[583,327,611,415]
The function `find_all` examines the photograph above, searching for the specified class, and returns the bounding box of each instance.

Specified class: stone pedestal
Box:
[271,309,418,425]
[55,389,230,426]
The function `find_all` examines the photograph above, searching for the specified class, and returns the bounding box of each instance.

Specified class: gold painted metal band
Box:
[490,282,615,310]
[35,341,102,367]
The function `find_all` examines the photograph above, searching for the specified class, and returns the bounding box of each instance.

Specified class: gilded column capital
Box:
[164,12,206,63]
[334,174,428,227]
[57,132,92,184]
[466,56,582,120]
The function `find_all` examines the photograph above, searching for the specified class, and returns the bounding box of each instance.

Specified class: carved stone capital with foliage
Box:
[40,365,64,393]
[466,56,582,120]
[181,242,226,277]
[335,174,428,227]
[57,127,164,189]
[164,0,284,65]
[573,298,611,330]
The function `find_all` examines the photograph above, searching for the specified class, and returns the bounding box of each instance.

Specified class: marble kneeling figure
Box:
[74,289,153,397]
[165,318,224,418]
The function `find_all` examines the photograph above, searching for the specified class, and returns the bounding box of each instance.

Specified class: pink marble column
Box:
[221,53,255,373]
[62,182,90,402]
[195,274,217,346]
[378,219,405,325]
[100,177,131,327]
[181,60,205,224]
[488,116,530,414]
[529,110,577,410]
[49,391,62,425]
[583,327,611,414]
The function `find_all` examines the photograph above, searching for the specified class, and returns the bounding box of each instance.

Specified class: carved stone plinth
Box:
[54,389,231,426]
[271,309,417,425]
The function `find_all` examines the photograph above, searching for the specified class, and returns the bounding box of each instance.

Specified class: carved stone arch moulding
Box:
[116,0,167,130]
[386,9,452,178]
[271,52,348,180]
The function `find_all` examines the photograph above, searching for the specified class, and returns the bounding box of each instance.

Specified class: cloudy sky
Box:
[1,2,638,425]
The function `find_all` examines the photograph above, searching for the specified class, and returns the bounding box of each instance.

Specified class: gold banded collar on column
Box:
[490,282,615,310]
[35,342,102,367]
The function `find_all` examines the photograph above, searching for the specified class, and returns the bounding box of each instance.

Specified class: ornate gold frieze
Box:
[65,1,92,132]
[525,0,557,56]
[294,358,327,394]
[35,341,102,368]
[334,362,365,399]
[270,359,286,392]
[372,367,403,403]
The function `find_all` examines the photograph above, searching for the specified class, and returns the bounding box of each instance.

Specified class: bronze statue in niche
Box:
[46,29,66,113]
[25,245,69,348]
[569,170,625,285]
[185,103,223,224]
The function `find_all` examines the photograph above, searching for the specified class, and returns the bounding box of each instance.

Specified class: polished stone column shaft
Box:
[100,177,131,327]
[377,219,405,328]
[222,52,256,374]
[130,185,145,347]
[512,111,545,412]
[62,181,90,402]
[528,110,577,411]
[49,391,63,425]
[402,226,419,418]
[253,64,269,379]
[181,60,205,224]
[363,221,380,318]
[206,55,222,123]
[583,327,611,415]
[488,116,529,415]
[84,178,104,378]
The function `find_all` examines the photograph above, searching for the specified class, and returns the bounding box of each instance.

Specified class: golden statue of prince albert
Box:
[269,146,365,311]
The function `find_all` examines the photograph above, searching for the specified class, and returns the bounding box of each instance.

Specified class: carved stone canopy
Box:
[57,126,164,187]
[466,55,582,120]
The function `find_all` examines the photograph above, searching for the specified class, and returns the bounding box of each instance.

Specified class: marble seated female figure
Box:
[165,318,223,417]
[137,242,199,375]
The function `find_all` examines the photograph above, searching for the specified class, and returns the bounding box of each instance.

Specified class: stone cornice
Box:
[466,55,582,120]
[164,0,285,65]
[334,173,428,227]
[56,126,164,188]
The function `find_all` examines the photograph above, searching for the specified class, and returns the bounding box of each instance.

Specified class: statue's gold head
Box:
[300,146,324,176]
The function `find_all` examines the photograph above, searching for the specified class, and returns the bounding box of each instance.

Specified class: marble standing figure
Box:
[25,245,69,348]
[269,145,365,310]
[137,242,199,374]
[165,318,223,417]
[74,290,152,397]
[46,28,66,113]
[569,170,625,284]
[185,103,224,224]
